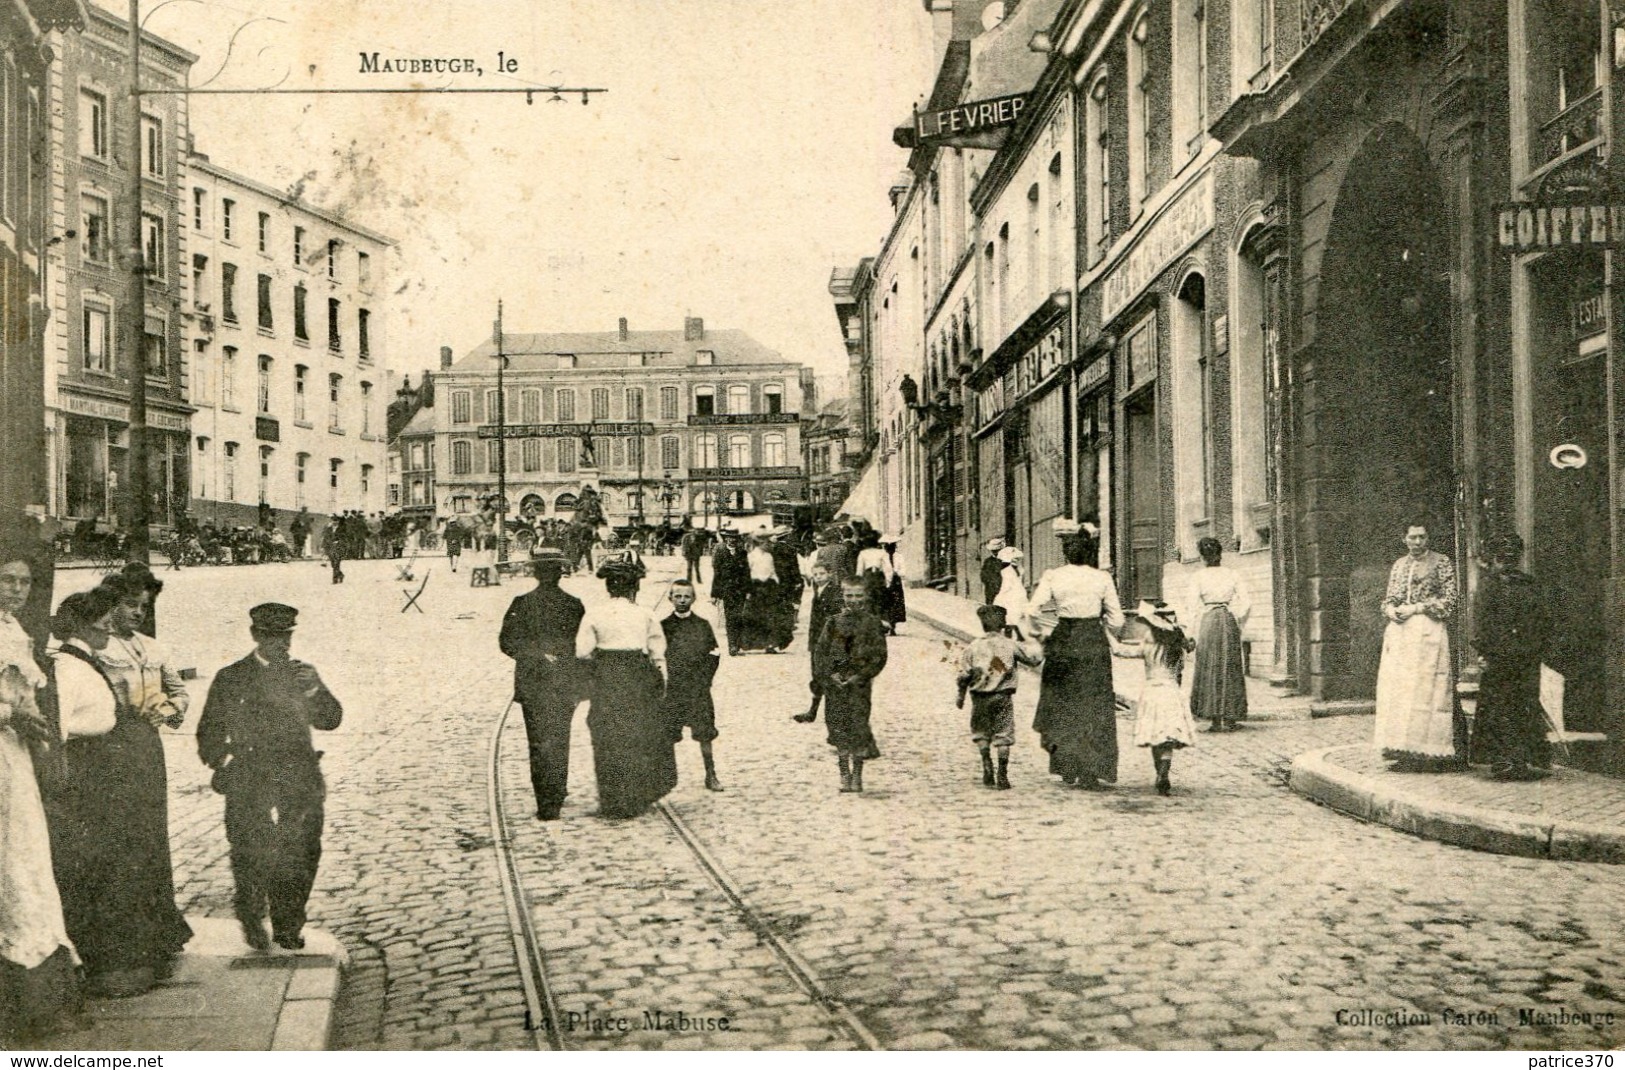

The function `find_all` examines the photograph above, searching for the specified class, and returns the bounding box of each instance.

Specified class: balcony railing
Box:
[1301,0,1357,52]
[1535,87,1604,176]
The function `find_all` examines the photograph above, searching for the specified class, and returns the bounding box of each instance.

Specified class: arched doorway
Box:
[1310,123,1454,698]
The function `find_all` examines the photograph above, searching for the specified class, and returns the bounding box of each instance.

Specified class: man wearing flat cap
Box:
[197,603,343,952]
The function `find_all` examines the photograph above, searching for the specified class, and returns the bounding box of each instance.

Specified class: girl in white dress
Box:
[1126,600,1198,796]
[993,547,1028,635]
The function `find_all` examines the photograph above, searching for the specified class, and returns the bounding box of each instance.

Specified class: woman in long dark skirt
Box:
[575,561,678,818]
[1026,523,1125,790]
[1187,537,1251,732]
[879,534,907,636]
[50,589,191,997]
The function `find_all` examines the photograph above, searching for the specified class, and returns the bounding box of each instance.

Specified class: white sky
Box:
[112,0,936,389]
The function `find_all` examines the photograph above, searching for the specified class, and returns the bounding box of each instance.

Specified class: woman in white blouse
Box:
[1187,537,1252,732]
[51,587,191,998]
[0,550,82,1040]
[992,547,1029,633]
[575,560,678,818]
[1025,521,1125,790]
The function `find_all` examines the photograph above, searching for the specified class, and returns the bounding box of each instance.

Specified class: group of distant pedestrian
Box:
[0,546,342,1043]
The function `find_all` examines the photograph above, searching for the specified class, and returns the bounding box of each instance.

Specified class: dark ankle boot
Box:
[851,758,865,792]
[703,758,723,791]
[980,750,995,786]
[838,755,854,793]
[1155,756,1172,796]
[996,753,1010,790]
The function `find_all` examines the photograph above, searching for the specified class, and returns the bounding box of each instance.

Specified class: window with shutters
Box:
[521,390,540,422]
[451,390,471,424]
[522,439,541,471]
[451,440,472,474]
[591,388,610,420]
[661,436,680,469]
[625,388,644,420]
[557,389,575,422]
[660,386,679,421]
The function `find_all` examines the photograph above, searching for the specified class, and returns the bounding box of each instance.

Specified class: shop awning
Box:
[835,461,881,528]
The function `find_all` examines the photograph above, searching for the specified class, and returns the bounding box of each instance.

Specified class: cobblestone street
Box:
[60,555,1625,1051]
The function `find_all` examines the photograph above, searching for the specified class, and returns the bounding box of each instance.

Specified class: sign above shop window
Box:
[974,321,1069,433]
[1496,202,1625,253]
[1101,171,1215,323]
[1572,280,1607,340]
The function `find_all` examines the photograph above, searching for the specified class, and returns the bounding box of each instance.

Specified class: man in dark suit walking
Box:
[197,603,343,951]
[499,557,585,820]
[710,529,750,656]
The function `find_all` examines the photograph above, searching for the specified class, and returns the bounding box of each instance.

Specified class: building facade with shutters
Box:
[40,6,194,530]
[183,153,393,529]
[435,317,810,529]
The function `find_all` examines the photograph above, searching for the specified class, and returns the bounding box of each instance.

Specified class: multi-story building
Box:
[385,362,437,524]
[435,317,810,529]
[1,0,88,536]
[184,152,392,529]
[803,397,854,520]
[42,6,194,530]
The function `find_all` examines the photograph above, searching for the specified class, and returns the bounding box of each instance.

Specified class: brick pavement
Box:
[53,558,1625,1050]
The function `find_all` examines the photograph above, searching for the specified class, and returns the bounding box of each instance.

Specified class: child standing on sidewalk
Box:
[1126,599,1197,796]
[956,604,1042,789]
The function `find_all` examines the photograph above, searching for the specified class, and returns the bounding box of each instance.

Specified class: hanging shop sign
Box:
[476,421,655,439]
[1101,170,1215,323]
[914,93,1028,148]
[1495,202,1625,252]
[1077,353,1111,394]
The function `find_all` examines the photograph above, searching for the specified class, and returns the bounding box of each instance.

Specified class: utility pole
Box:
[494,301,508,566]
[125,0,150,563]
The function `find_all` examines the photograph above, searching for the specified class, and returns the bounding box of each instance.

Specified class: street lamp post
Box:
[125,0,150,563]
[494,301,508,567]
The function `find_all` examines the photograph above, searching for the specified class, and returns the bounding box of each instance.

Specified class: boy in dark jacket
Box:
[813,578,889,792]
[660,580,725,791]
[794,563,846,723]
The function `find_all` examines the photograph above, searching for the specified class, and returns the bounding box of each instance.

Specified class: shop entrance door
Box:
[1530,261,1609,733]
[1004,420,1029,557]
[1125,391,1160,603]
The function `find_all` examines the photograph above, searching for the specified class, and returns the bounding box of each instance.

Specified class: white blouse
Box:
[747,547,777,583]
[855,548,894,584]
[1025,564,1126,637]
[51,642,116,740]
[1187,565,1252,638]
[98,632,189,724]
[576,598,667,671]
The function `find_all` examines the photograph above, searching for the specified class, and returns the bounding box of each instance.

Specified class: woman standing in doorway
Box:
[1187,537,1251,732]
[1373,521,1460,770]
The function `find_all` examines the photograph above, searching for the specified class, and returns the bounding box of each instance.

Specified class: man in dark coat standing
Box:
[769,531,804,650]
[660,579,724,791]
[1471,532,1553,780]
[980,538,1007,604]
[681,527,709,585]
[197,603,343,951]
[710,530,750,655]
[499,557,586,819]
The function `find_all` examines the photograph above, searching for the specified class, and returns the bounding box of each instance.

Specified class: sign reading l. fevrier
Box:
[1496,202,1625,252]
[915,93,1027,145]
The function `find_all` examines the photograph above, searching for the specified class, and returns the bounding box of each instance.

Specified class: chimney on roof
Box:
[684,317,705,342]
[396,374,415,402]
[440,345,453,369]
[618,317,629,341]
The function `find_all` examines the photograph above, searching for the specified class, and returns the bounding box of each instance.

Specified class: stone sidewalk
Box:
[904,584,1625,865]
[1291,746,1625,864]
[40,917,344,1051]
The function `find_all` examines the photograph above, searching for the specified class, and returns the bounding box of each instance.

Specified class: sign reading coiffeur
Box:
[1496,202,1625,252]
